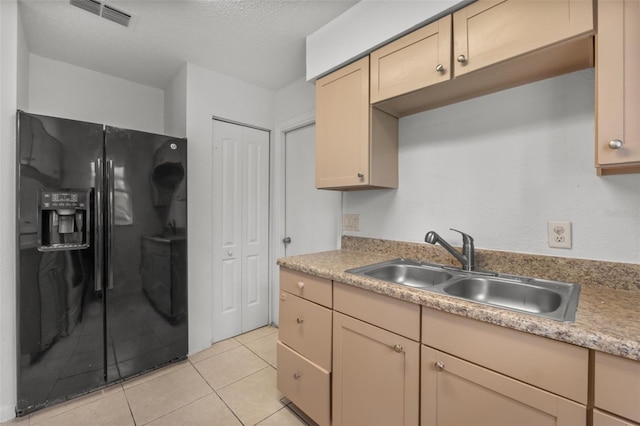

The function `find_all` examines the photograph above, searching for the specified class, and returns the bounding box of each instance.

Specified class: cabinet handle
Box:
[456,54,467,64]
[293,372,302,380]
[435,64,445,73]
[608,139,623,150]
[357,173,364,179]
[296,317,304,324]
[280,292,286,302]
[434,361,445,372]
[297,281,304,289]
[393,344,404,353]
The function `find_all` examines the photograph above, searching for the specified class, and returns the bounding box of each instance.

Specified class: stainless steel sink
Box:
[346,258,580,322]
[353,259,453,288]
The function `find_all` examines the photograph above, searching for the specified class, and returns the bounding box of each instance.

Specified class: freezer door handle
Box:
[94,159,104,292]
[106,159,115,290]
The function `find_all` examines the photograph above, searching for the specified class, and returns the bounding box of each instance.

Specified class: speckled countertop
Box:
[277,242,640,362]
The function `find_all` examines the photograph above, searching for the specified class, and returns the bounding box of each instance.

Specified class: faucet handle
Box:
[450,228,474,244]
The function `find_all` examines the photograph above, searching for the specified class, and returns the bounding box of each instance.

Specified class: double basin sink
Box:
[346,258,580,322]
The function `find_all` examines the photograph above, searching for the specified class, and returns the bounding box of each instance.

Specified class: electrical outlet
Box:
[548,220,572,249]
[343,214,360,232]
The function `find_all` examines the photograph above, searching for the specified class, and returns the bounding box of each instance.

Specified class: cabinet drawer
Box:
[595,351,640,423]
[594,409,640,426]
[421,345,586,426]
[280,268,332,308]
[277,341,330,426]
[278,291,332,371]
[422,308,588,404]
[334,281,420,341]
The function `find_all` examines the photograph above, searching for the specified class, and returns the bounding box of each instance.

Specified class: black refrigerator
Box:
[16,111,188,415]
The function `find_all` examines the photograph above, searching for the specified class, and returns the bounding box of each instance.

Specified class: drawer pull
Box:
[609,139,623,149]
[280,292,286,301]
[393,344,404,353]
[297,281,305,289]
[435,64,445,73]
[296,317,304,324]
[435,361,445,372]
[293,372,302,380]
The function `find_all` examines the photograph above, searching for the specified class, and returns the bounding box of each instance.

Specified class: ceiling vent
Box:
[70,0,132,27]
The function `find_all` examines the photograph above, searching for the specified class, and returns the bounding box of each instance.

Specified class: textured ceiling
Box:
[18,0,358,91]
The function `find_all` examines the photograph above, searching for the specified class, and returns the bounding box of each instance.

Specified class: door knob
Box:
[283,236,291,244]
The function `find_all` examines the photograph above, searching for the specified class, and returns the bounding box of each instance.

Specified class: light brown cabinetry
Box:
[594,351,640,425]
[370,15,452,104]
[596,0,640,175]
[277,268,332,426]
[421,307,588,425]
[594,410,640,426]
[453,0,593,77]
[332,282,420,426]
[421,346,586,426]
[315,56,398,190]
[374,0,594,117]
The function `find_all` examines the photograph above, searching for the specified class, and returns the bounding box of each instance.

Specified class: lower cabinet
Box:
[421,345,586,426]
[332,311,419,426]
[594,351,640,425]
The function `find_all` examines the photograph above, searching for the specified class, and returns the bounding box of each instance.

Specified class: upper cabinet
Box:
[595,0,640,175]
[453,0,594,77]
[373,0,594,117]
[314,0,603,189]
[370,15,452,104]
[315,56,398,190]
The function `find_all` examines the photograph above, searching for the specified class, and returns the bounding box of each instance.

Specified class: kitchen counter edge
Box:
[277,249,640,361]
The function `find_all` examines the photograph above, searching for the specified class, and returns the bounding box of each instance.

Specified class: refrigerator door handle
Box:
[94,159,104,292]
[107,159,115,290]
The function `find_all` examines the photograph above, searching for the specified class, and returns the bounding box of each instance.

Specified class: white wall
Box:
[344,68,640,264]
[275,77,315,123]
[306,0,464,81]
[0,1,19,420]
[184,62,275,354]
[164,65,187,138]
[28,54,164,134]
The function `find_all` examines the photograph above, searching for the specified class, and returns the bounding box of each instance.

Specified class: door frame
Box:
[271,110,316,327]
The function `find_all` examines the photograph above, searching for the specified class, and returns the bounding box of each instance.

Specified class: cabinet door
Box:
[596,0,640,173]
[370,15,452,103]
[453,0,593,77]
[333,312,419,426]
[316,57,371,189]
[421,346,586,426]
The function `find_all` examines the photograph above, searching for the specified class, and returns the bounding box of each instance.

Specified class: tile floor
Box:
[3,326,314,426]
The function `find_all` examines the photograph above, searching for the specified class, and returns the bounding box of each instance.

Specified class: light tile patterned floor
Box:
[3,326,313,426]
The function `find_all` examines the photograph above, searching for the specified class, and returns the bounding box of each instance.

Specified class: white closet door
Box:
[212,119,269,342]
